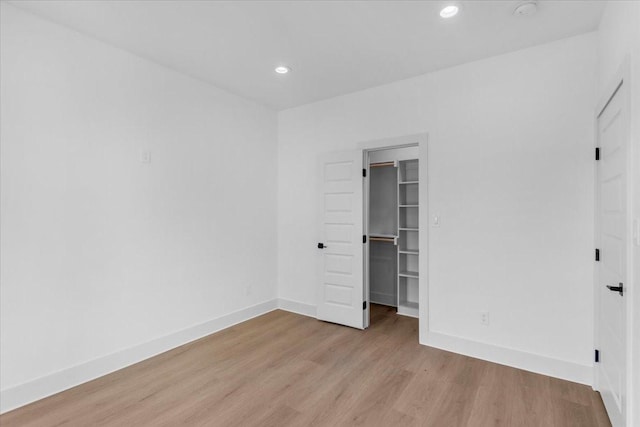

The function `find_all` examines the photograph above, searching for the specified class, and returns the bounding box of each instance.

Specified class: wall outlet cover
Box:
[480,311,490,326]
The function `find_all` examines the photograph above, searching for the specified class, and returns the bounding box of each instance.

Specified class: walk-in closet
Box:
[366,146,420,320]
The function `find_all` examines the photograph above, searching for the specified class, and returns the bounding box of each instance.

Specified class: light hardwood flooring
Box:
[1,304,610,426]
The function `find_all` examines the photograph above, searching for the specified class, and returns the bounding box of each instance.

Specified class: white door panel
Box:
[596,81,627,427]
[317,150,364,329]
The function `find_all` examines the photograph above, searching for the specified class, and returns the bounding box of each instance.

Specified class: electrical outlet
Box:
[480,311,489,326]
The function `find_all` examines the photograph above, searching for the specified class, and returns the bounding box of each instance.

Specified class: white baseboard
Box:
[274,301,592,386]
[277,298,316,318]
[2,301,593,414]
[423,331,593,386]
[0,299,278,414]
[370,292,396,307]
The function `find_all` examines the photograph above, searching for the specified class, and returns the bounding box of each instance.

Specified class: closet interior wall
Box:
[369,164,398,307]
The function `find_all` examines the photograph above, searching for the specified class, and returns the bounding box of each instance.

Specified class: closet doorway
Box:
[364,145,420,328]
[315,134,427,334]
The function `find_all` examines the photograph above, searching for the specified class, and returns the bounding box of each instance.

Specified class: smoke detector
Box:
[513,1,538,16]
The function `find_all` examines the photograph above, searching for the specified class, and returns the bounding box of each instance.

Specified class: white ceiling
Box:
[10,0,605,110]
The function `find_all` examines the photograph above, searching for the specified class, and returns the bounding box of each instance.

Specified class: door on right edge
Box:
[596,80,627,427]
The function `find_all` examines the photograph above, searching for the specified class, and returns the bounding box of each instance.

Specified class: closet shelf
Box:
[369,233,396,239]
[399,249,419,255]
[399,270,419,278]
[399,181,419,185]
[399,205,419,208]
[370,161,397,168]
[370,238,395,244]
[399,228,418,231]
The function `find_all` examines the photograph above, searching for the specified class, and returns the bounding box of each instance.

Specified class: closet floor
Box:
[1,304,610,427]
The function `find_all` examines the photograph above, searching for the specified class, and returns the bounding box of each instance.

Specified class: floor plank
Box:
[0,305,611,427]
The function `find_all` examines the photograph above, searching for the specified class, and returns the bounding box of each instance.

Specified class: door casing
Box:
[358,134,428,337]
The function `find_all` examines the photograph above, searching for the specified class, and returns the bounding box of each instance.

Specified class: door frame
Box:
[358,133,428,337]
[593,56,634,425]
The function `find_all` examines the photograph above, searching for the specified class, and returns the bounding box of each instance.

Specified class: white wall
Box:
[1,0,619,415]
[0,3,277,411]
[278,33,597,383]
[597,1,640,424]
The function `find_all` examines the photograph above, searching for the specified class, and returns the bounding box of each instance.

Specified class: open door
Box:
[595,79,628,427]
[316,150,364,329]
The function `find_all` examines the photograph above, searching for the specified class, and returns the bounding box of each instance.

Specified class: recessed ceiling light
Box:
[275,66,290,74]
[439,5,459,18]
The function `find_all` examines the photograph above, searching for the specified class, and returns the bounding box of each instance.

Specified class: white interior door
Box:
[316,150,364,329]
[596,81,628,427]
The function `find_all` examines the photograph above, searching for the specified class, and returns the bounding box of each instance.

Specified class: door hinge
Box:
[363,235,367,244]
[595,248,600,261]
[363,301,367,310]
[363,168,367,177]
[595,147,600,160]
[595,349,600,363]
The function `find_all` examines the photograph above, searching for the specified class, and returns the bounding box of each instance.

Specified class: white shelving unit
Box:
[397,159,419,318]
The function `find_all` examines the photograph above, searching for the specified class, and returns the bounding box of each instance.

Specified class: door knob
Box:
[606,283,624,296]
[317,243,327,249]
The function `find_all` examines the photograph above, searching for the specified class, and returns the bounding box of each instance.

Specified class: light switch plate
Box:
[140,150,151,163]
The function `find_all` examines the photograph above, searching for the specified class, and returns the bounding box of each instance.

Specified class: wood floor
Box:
[1,304,610,426]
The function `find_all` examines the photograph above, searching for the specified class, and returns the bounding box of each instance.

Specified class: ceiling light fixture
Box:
[275,66,290,74]
[439,5,459,18]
